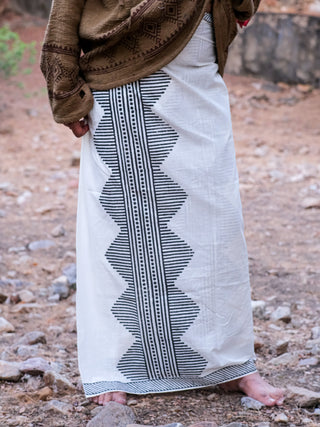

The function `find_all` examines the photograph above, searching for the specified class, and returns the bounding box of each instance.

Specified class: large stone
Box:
[44,370,76,395]
[18,331,46,346]
[19,357,51,375]
[0,317,15,333]
[287,385,320,407]
[87,402,135,427]
[0,360,22,381]
[268,352,298,366]
[44,399,73,415]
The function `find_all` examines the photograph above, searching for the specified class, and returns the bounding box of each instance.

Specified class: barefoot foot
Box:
[221,372,284,406]
[90,391,127,406]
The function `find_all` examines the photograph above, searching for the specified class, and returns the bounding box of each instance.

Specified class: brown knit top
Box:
[40,0,260,124]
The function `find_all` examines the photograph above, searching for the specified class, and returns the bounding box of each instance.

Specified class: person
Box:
[41,0,284,407]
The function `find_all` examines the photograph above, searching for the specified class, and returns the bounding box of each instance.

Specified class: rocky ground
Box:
[0,7,320,427]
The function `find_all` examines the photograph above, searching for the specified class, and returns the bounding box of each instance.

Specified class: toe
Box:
[112,391,127,405]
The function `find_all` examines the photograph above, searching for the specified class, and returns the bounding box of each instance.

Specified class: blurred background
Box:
[0,1,320,426]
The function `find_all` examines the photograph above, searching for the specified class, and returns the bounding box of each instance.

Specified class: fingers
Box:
[65,119,89,138]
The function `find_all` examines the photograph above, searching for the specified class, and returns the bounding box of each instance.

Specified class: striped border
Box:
[83,359,257,396]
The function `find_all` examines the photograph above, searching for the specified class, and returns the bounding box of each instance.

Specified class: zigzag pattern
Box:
[93,70,207,381]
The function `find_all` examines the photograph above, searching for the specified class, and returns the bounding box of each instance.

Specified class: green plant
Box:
[0,26,36,78]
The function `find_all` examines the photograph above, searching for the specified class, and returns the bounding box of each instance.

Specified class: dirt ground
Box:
[0,7,320,427]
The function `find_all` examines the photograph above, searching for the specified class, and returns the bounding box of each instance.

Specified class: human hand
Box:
[65,117,89,138]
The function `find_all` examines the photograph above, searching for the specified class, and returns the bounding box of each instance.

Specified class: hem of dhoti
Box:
[83,358,256,397]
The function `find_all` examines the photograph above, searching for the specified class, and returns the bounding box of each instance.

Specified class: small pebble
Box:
[241,396,264,410]
[28,240,55,251]
[274,413,288,423]
[0,317,15,333]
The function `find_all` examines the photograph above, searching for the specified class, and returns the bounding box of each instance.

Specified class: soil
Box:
[0,5,319,427]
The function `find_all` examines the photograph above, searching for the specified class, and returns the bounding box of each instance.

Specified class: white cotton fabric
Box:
[76,15,256,397]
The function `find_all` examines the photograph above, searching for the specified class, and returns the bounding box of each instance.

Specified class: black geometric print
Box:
[93,71,207,382]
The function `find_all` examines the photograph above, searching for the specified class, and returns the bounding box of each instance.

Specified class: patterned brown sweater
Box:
[40,0,260,124]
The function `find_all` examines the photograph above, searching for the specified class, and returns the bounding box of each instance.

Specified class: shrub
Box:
[0,26,36,78]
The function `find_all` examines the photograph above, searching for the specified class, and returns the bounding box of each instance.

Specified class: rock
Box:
[254,335,264,351]
[17,190,32,205]
[276,339,289,356]
[91,407,105,417]
[18,289,36,303]
[268,352,298,366]
[19,357,51,376]
[47,294,60,303]
[241,396,264,410]
[51,275,70,300]
[8,246,26,253]
[311,326,320,340]
[0,317,15,333]
[62,263,77,286]
[18,331,46,346]
[44,399,73,415]
[127,398,138,406]
[71,150,81,166]
[301,418,313,424]
[44,370,76,395]
[314,408,320,415]
[0,360,22,381]
[291,315,302,329]
[298,357,319,366]
[270,306,291,323]
[128,425,186,427]
[16,345,40,359]
[10,303,42,314]
[6,416,29,426]
[36,386,53,401]
[51,224,66,238]
[220,423,248,427]
[0,209,6,218]
[254,423,271,427]
[251,300,267,319]
[9,293,21,304]
[26,108,39,117]
[0,292,8,303]
[87,401,135,427]
[189,423,218,427]
[274,413,289,423]
[301,197,320,209]
[28,240,55,251]
[287,385,320,407]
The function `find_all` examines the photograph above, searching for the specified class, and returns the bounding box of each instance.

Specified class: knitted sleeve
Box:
[231,0,261,21]
[40,0,93,124]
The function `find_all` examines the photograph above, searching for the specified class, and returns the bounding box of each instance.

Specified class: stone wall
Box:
[226,12,320,87]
